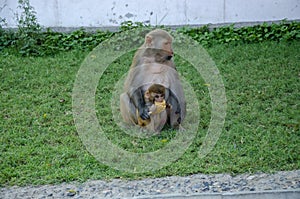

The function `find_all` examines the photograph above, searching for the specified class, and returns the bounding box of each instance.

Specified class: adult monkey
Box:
[120,29,186,130]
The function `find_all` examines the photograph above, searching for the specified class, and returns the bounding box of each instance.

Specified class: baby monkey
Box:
[137,84,171,131]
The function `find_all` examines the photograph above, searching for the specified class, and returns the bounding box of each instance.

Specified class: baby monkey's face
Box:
[151,92,164,102]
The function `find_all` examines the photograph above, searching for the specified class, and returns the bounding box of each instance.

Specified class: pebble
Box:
[0,170,299,199]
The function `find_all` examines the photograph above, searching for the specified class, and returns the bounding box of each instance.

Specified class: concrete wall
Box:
[1,0,300,28]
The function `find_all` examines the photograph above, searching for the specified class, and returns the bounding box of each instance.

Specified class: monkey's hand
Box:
[138,106,150,120]
[131,89,150,120]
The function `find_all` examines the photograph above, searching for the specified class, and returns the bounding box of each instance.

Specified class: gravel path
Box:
[1,170,299,199]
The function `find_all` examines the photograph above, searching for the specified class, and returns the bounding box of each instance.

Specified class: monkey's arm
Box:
[131,89,150,120]
[166,88,184,125]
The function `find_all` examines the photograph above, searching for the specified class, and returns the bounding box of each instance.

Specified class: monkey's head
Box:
[147,84,166,102]
[144,29,174,57]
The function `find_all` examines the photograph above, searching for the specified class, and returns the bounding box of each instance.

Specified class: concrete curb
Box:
[130,189,300,199]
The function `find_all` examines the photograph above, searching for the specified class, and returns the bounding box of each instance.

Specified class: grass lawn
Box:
[0,40,299,186]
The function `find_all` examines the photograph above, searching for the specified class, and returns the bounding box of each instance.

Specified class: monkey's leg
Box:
[147,110,167,133]
[120,93,137,125]
[156,110,168,132]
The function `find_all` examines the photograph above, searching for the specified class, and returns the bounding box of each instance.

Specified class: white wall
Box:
[1,0,299,28]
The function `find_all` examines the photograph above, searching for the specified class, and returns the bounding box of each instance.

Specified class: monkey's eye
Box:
[155,94,164,99]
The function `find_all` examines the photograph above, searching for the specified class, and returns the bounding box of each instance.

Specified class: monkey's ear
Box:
[145,35,152,47]
[144,90,150,98]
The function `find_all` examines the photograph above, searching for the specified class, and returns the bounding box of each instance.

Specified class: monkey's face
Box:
[150,37,173,57]
[159,40,173,57]
[151,92,165,103]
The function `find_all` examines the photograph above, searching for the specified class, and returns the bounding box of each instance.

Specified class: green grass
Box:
[0,40,299,186]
